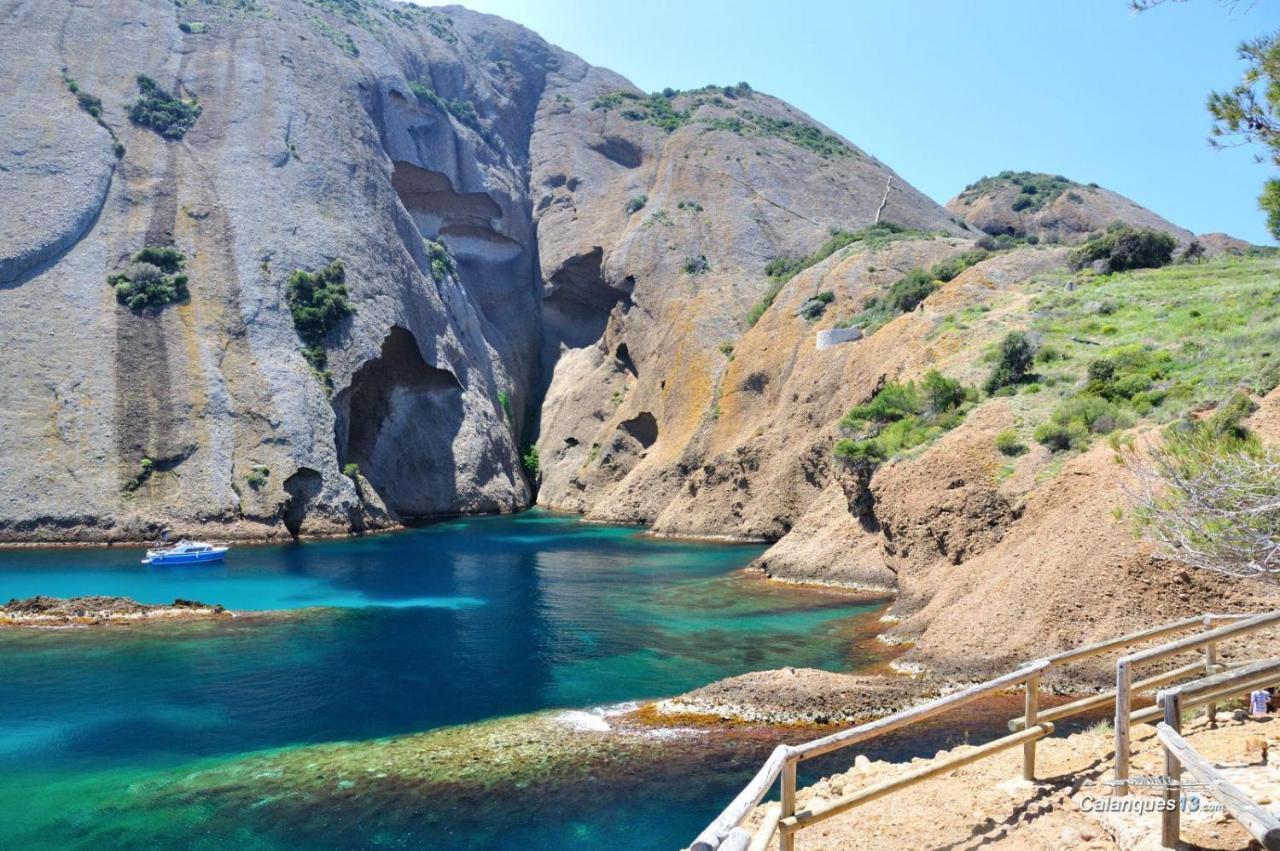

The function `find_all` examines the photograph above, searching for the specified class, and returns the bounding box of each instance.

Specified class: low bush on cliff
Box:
[129,75,201,139]
[123,457,154,492]
[929,249,990,282]
[592,89,691,131]
[702,110,852,158]
[834,371,974,463]
[683,254,710,275]
[956,171,1078,212]
[423,239,455,280]
[286,260,354,372]
[63,72,125,157]
[107,245,189,311]
[409,83,495,145]
[1068,223,1176,273]
[843,267,941,334]
[750,224,919,326]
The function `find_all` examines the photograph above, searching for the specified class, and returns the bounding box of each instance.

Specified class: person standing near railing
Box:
[1249,687,1271,718]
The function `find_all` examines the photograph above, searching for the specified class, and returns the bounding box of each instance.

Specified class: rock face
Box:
[945,171,1193,245]
[0,0,969,543]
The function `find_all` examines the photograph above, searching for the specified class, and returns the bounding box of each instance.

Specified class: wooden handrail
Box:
[780,723,1054,831]
[690,745,791,851]
[1114,610,1280,792]
[690,612,1264,851]
[1157,720,1280,849]
[1008,661,1206,731]
[791,661,1049,762]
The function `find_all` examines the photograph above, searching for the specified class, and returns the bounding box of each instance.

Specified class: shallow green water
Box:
[0,511,889,849]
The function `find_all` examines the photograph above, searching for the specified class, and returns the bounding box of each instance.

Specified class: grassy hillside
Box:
[843,253,1280,466]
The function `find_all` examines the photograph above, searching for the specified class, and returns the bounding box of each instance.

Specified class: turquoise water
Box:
[0,511,893,849]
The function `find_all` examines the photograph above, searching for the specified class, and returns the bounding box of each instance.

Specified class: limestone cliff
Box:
[0,0,966,542]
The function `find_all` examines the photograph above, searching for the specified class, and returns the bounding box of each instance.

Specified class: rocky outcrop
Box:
[946,171,1193,245]
[0,595,230,627]
[657,667,938,726]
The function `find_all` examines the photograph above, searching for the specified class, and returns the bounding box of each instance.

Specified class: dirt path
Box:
[744,710,1278,850]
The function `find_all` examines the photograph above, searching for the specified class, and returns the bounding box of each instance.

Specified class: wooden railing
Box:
[689,611,1267,851]
[1112,610,1280,793]
[1156,663,1280,850]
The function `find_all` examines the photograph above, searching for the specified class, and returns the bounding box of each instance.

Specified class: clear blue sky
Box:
[421,0,1280,243]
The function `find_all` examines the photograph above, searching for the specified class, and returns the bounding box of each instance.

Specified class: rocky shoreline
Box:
[655,667,939,727]
[0,595,233,628]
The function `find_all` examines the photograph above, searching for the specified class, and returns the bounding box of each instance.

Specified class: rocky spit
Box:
[0,595,230,627]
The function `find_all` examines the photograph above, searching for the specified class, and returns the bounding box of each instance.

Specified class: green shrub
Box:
[922,370,966,414]
[835,372,972,464]
[984,332,1038,394]
[995,429,1027,456]
[625,195,647,214]
[423,239,455,280]
[751,224,921,326]
[847,267,940,333]
[683,254,710,275]
[957,171,1076,212]
[521,445,540,476]
[718,341,734,359]
[123,457,155,492]
[1206,391,1256,440]
[886,269,938,313]
[930,250,989,283]
[1033,420,1089,452]
[286,260,354,371]
[702,110,851,158]
[797,291,836,321]
[841,380,921,428]
[128,75,201,139]
[342,462,360,479]
[247,467,269,489]
[498,390,514,424]
[409,82,494,145]
[64,73,124,156]
[107,245,189,311]
[1052,394,1122,434]
[592,89,690,131]
[1069,224,1176,272]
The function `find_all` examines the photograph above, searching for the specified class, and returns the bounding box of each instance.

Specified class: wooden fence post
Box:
[1023,674,1040,781]
[779,755,796,851]
[1161,690,1183,848]
[1204,618,1219,726]
[1115,659,1131,795]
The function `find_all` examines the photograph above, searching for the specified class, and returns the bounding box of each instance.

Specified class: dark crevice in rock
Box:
[282,467,322,536]
[332,325,465,519]
[542,247,629,349]
[391,161,503,233]
[619,411,658,449]
[615,343,637,377]
[589,135,643,168]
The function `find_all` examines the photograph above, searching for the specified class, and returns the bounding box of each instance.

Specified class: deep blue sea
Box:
[0,511,990,849]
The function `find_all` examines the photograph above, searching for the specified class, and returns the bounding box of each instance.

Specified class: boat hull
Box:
[142,549,228,566]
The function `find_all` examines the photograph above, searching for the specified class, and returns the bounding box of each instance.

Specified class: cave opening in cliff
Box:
[541,247,631,350]
[332,325,464,518]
